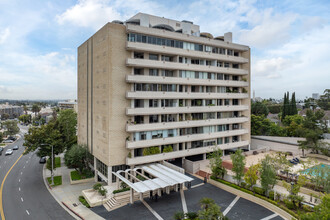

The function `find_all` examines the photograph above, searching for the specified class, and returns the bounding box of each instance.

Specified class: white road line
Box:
[26,161,28,163]
[21,197,24,202]
[180,189,188,214]
[21,172,23,175]
[26,210,30,215]
[19,179,21,182]
[141,199,164,220]
[223,196,240,216]
[260,213,279,220]
[191,183,204,188]
[19,187,21,191]
[23,166,25,169]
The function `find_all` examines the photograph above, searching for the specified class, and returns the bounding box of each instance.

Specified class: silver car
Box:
[5,149,13,156]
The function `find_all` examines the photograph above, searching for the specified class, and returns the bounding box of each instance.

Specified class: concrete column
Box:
[203,153,207,160]
[139,193,143,200]
[107,166,112,185]
[94,157,98,182]
[175,184,178,192]
[130,188,134,204]
[157,189,161,196]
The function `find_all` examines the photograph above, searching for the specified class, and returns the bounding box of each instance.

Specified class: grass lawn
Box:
[0,143,5,146]
[47,175,62,186]
[55,157,61,168]
[71,170,93,181]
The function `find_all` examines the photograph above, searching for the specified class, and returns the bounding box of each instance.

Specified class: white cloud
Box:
[56,0,122,30]
[253,57,298,79]
[239,9,297,48]
[0,28,10,44]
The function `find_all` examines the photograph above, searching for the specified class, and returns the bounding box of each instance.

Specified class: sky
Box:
[0,0,329,100]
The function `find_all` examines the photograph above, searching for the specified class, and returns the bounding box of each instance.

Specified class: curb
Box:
[42,164,80,220]
[62,202,85,220]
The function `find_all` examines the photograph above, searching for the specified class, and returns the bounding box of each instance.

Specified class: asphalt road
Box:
[0,128,73,220]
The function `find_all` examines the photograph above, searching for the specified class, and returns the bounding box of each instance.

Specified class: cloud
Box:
[253,57,298,79]
[0,28,10,44]
[239,9,297,48]
[56,0,122,30]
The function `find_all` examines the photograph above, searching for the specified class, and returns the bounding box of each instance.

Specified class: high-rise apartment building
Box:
[78,13,251,184]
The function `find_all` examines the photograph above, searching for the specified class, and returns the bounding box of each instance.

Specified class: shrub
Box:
[99,188,107,196]
[284,199,295,210]
[93,183,102,191]
[143,146,160,156]
[186,212,198,220]
[113,187,130,194]
[302,205,313,212]
[241,182,247,188]
[269,191,275,200]
[253,186,265,195]
[163,145,173,153]
[79,196,90,208]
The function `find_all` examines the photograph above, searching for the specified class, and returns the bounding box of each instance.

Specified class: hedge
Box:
[211,177,299,219]
[113,187,130,194]
[79,196,90,208]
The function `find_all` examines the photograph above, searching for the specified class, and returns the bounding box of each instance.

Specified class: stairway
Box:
[103,192,149,211]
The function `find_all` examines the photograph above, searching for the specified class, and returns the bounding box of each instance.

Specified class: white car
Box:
[5,149,13,156]
[3,140,14,143]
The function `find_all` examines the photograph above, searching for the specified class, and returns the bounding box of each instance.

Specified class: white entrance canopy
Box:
[112,163,193,193]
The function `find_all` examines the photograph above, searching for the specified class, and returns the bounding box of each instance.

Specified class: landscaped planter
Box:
[70,177,94,185]
[82,189,108,207]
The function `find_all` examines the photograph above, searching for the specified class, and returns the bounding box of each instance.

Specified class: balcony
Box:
[126,105,249,115]
[126,58,248,75]
[126,140,249,165]
[126,75,249,87]
[126,41,249,64]
[126,117,249,132]
[126,129,248,149]
[126,91,248,99]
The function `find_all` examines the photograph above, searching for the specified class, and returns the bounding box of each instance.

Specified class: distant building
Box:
[267,113,280,125]
[0,103,23,119]
[312,93,320,100]
[58,100,77,112]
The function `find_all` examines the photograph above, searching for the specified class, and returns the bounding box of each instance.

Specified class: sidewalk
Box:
[43,153,104,220]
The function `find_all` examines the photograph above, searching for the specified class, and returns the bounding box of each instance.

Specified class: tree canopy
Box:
[2,120,19,136]
[230,149,246,186]
[260,155,277,196]
[251,101,269,116]
[64,144,92,175]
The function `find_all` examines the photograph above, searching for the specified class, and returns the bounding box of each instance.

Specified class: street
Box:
[0,127,73,220]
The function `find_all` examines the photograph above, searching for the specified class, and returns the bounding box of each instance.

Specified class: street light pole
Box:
[51,145,54,184]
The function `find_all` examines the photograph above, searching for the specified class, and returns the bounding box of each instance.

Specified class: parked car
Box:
[5,149,13,156]
[6,136,16,141]
[13,145,19,150]
[3,140,13,143]
[0,148,3,156]
[39,156,46,164]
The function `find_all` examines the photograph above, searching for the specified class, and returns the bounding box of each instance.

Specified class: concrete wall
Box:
[183,159,200,174]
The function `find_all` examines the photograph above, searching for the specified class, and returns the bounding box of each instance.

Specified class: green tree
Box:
[282,175,307,208]
[32,104,41,116]
[64,144,92,175]
[19,114,31,124]
[24,121,65,158]
[198,198,227,220]
[290,92,297,115]
[244,164,260,191]
[300,194,330,220]
[251,115,271,135]
[230,149,246,186]
[317,89,330,110]
[0,132,3,142]
[209,148,227,179]
[3,120,19,136]
[251,101,269,116]
[1,113,10,120]
[260,155,277,196]
[57,109,77,150]
[298,110,326,154]
[282,92,289,120]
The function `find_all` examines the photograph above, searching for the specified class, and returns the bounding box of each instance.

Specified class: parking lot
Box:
[91,175,284,220]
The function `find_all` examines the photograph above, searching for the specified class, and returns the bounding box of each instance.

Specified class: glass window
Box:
[149,54,159,60]
[149,69,158,76]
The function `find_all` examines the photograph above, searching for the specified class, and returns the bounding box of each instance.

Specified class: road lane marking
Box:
[23,166,25,169]
[21,172,23,175]
[19,179,21,182]
[180,189,188,214]
[0,149,25,220]
[223,196,240,216]
[21,197,23,202]
[191,183,204,188]
[141,199,164,220]
[26,210,30,215]
[260,213,279,220]
[19,187,21,191]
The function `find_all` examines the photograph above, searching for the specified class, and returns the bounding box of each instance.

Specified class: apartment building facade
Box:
[77,13,251,184]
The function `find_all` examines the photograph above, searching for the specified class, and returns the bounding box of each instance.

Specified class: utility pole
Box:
[51,145,54,184]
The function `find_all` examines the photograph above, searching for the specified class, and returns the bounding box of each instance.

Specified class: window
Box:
[224,99,230,106]
[134,99,144,108]
[219,48,226,54]
[217,61,223,67]
[232,75,239,81]
[224,74,230,80]
[233,64,239,69]
[233,124,239,130]
[162,70,174,77]
[206,60,212,66]
[134,68,143,75]
[232,136,239,142]
[217,73,224,80]
[140,132,146,140]
[134,52,144,59]
[217,138,223,145]
[233,99,239,105]
[217,99,222,106]
[149,99,158,108]
[161,55,173,62]
[227,49,233,56]
[149,69,158,76]
[234,51,239,57]
[224,137,230,144]
[205,46,212,52]
[224,62,230,68]
[149,54,158,60]
[149,115,158,123]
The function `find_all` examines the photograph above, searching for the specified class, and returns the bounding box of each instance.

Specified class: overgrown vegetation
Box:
[79,196,90,208]
[143,146,160,156]
[93,183,107,196]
